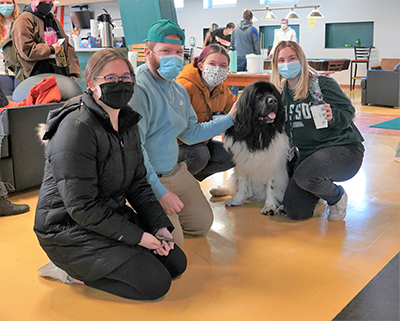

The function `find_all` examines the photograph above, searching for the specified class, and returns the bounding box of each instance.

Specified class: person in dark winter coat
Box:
[34,48,187,301]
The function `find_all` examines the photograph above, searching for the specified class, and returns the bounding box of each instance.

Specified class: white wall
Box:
[176,0,400,85]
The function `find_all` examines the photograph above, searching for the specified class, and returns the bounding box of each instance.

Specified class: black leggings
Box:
[85,246,187,300]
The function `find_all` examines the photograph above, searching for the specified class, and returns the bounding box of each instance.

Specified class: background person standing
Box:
[209,22,235,49]
[230,9,260,96]
[268,18,297,58]
[202,22,219,49]
[0,0,20,95]
[12,0,80,80]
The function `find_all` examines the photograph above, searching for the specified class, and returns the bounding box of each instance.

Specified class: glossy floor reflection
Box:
[0,88,399,321]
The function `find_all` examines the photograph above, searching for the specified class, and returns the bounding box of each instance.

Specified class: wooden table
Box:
[225,72,271,87]
[225,71,334,87]
[264,59,350,71]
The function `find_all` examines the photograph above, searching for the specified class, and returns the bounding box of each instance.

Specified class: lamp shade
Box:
[262,10,277,21]
[286,9,300,19]
[307,8,324,18]
[252,15,258,21]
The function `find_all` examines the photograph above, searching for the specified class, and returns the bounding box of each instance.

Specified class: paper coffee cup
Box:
[128,51,138,69]
[310,104,328,129]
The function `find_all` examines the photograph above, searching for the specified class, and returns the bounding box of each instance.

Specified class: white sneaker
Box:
[37,261,73,284]
[327,190,348,221]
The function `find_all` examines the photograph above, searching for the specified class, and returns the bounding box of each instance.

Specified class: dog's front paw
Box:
[261,204,279,216]
[277,204,287,216]
[210,186,230,197]
[225,197,245,207]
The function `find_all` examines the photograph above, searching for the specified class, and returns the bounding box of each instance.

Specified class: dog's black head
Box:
[226,81,285,151]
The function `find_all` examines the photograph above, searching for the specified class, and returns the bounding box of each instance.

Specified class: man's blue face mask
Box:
[152,51,183,80]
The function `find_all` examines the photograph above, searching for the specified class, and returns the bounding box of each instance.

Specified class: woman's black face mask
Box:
[99,81,135,110]
[35,1,54,16]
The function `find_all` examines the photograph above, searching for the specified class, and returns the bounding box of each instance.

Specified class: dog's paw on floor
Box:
[261,204,286,216]
[209,186,230,197]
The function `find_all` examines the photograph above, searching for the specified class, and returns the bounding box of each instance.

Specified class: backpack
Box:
[0,21,25,82]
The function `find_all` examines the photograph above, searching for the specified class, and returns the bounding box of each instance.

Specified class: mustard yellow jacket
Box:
[176,62,236,124]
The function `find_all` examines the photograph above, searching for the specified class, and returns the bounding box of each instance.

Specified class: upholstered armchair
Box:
[0,74,83,192]
[361,63,400,107]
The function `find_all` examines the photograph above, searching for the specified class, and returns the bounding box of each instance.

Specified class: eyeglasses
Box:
[96,73,135,86]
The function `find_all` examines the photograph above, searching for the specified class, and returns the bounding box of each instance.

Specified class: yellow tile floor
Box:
[0,89,399,321]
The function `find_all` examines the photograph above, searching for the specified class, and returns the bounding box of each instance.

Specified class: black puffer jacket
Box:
[34,93,173,282]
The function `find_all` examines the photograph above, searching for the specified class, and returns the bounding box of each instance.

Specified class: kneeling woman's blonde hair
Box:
[271,41,317,101]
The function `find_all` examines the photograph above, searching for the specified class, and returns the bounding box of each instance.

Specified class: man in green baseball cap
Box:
[130,19,237,246]
[144,19,185,45]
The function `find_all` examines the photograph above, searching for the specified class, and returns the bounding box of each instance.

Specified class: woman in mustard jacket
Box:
[176,44,236,181]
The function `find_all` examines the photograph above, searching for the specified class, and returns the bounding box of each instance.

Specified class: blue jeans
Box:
[178,140,235,181]
[230,58,247,97]
[283,144,364,220]
[0,75,21,96]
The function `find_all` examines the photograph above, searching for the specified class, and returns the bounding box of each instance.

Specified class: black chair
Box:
[350,46,372,90]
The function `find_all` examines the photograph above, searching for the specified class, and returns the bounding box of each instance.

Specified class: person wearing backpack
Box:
[11,0,80,80]
[0,0,21,96]
[270,41,364,222]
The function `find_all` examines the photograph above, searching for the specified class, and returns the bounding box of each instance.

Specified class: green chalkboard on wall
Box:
[325,22,374,48]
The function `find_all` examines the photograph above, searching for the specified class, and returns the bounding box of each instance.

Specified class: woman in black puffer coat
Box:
[34,48,186,301]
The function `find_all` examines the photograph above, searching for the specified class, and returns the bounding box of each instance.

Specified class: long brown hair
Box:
[271,40,317,100]
[0,0,19,39]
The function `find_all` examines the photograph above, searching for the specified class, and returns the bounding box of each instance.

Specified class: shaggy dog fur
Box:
[210,81,289,215]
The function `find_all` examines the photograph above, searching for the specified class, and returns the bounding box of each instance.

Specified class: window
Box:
[203,0,237,9]
[174,0,184,9]
[260,0,298,4]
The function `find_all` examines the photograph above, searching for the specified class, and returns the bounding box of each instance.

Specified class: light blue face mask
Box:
[156,54,183,80]
[278,60,302,79]
[0,4,14,17]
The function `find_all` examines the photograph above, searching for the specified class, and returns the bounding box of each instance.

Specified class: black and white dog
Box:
[210,81,290,215]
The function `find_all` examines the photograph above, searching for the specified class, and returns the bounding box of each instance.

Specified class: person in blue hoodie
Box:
[130,20,237,246]
[230,9,261,96]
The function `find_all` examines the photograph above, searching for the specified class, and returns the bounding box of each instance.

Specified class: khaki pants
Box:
[159,162,213,246]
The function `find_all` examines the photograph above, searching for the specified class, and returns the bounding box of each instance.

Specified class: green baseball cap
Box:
[144,19,185,45]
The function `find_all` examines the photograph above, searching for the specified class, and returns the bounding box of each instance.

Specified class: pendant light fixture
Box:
[252,4,324,20]
[307,7,324,18]
[262,10,277,21]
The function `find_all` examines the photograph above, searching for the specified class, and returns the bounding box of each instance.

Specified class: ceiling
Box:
[18,0,116,5]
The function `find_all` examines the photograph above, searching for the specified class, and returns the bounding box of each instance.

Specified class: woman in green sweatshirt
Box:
[271,41,364,221]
